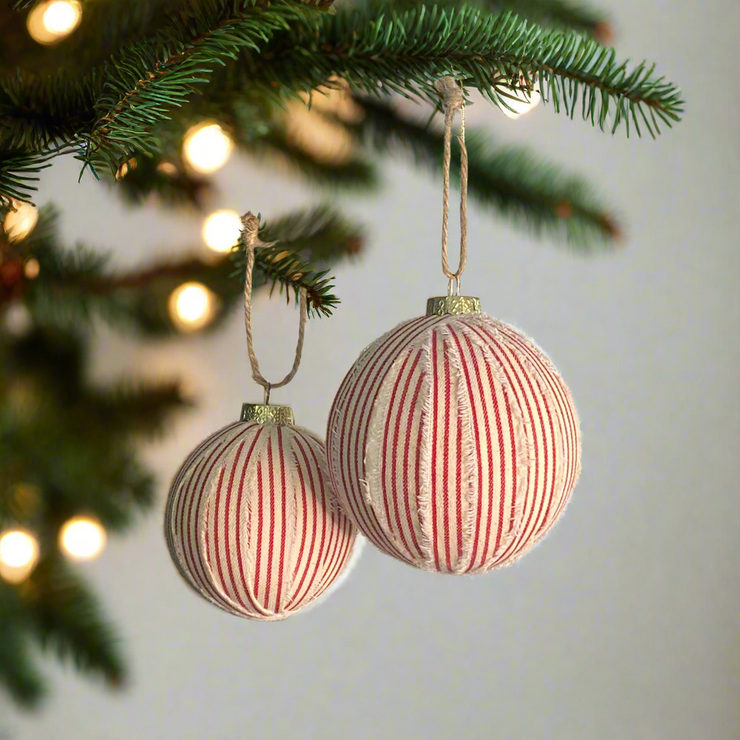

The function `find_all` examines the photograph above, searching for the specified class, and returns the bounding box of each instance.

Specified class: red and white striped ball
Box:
[326,308,581,575]
[165,416,358,620]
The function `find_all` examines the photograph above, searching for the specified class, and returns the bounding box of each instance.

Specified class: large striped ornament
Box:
[165,405,358,620]
[326,297,581,575]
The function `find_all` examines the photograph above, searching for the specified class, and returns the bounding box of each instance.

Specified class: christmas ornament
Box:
[326,78,581,574]
[165,213,358,620]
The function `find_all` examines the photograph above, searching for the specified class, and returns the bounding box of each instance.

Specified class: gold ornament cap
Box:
[240,403,294,426]
[426,296,481,317]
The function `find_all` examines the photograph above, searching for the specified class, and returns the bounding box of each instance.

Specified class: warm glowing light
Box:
[202,210,242,253]
[284,103,355,165]
[499,78,541,120]
[3,202,38,241]
[0,529,40,584]
[3,302,33,337]
[168,282,216,332]
[156,161,178,177]
[27,0,82,45]
[24,258,40,279]
[59,516,106,561]
[182,123,233,174]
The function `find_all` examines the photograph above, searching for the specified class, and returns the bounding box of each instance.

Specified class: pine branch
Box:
[24,556,126,689]
[261,204,366,263]
[247,7,682,137]
[494,0,611,40]
[0,151,53,207]
[351,97,620,246]
[247,129,379,191]
[356,0,611,40]
[0,617,45,708]
[83,1,321,173]
[15,204,356,331]
[86,380,193,438]
[110,155,212,209]
[234,206,366,316]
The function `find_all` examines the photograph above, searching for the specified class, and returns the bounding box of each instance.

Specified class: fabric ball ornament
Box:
[327,296,581,575]
[165,404,358,620]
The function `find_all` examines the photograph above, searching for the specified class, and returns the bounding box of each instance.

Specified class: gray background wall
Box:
[6,0,739,737]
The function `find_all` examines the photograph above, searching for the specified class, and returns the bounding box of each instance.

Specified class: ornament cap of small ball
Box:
[240,403,294,426]
[426,296,481,317]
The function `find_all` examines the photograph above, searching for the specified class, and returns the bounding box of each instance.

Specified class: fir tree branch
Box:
[493,0,611,40]
[86,380,193,438]
[248,128,378,190]
[247,7,682,137]
[261,204,366,262]
[0,616,45,708]
[357,0,612,41]
[16,204,357,330]
[351,96,620,246]
[109,155,212,209]
[83,1,321,172]
[24,556,126,689]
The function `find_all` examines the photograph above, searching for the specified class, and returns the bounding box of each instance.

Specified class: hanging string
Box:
[434,76,469,297]
[240,212,307,405]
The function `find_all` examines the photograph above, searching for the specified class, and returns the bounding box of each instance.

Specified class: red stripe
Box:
[254,460,264,604]
[276,427,288,613]
[170,423,243,586]
[183,430,253,605]
[287,430,327,609]
[286,434,313,607]
[348,318,435,554]
[500,327,578,525]
[385,350,416,558]
[431,329,441,571]
[476,327,541,564]
[265,435,276,611]
[449,327,487,572]
[455,373,463,563]
[211,467,227,599]
[492,334,549,558]
[221,439,246,607]
[330,317,440,559]
[467,324,527,568]
[331,318,429,554]
[234,429,265,614]
[442,340,452,572]
[403,361,425,558]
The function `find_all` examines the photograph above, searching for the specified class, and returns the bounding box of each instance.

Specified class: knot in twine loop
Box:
[240,212,307,405]
[434,76,468,296]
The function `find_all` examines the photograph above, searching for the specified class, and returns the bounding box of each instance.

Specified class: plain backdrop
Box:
[4,0,739,738]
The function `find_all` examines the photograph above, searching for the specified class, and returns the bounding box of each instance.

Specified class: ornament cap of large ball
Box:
[327,300,581,575]
[165,406,357,619]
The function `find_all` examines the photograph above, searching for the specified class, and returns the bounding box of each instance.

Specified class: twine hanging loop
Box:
[434,76,469,296]
[240,212,307,403]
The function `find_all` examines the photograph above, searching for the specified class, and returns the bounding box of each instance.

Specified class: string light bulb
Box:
[0,528,40,584]
[202,210,242,253]
[168,282,216,332]
[182,123,233,173]
[59,516,106,561]
[3,202,38,241]
[27,0,82,45]
[499,76,541,120]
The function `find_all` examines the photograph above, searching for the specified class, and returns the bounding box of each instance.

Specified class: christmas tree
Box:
[0,0,682,709]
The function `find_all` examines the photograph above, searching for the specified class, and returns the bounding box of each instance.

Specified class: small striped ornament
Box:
[165,404,358,620]
[326,296,581,575]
